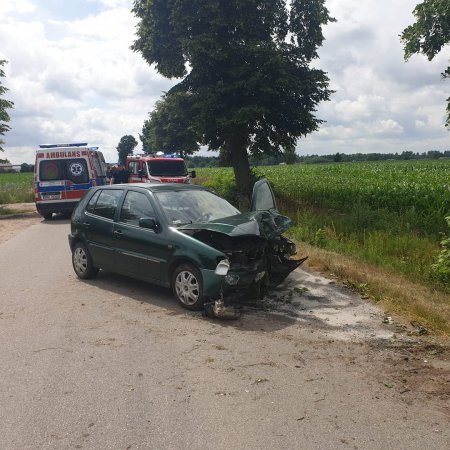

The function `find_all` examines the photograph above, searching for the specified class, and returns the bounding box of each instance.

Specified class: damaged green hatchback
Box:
[68,179,306,314]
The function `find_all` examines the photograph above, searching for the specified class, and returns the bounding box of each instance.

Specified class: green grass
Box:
[0,172,34,204]
[196,160,450,291]
[198,160,450,235]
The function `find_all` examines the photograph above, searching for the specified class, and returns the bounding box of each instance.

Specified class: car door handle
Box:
[83,222,91,227]
[113,229,123,237]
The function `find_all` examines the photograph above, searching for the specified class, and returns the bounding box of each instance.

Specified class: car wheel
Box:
[72,242,99,279]
[172,263,204,310]
[43,212,52,220]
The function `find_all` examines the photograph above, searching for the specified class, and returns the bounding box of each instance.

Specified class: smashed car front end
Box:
[179,210,307,304]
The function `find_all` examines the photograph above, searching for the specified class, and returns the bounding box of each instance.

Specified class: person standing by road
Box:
[121,165,130,183]
[110,165,129,184]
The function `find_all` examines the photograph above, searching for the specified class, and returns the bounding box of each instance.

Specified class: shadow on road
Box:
[77,266,371,337]
[80,270,305,333]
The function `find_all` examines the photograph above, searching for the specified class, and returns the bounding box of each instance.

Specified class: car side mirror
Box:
[139,217,159,231]
[190,170,196,179]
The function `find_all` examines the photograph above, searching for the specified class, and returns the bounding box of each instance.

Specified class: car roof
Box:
[98,183,209,193]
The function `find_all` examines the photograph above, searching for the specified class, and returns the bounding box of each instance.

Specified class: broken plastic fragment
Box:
[204,299,240,320]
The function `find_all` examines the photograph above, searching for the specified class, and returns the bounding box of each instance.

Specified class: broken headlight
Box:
[215,259,230,275]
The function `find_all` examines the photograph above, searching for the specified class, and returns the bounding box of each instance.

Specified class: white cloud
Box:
[1,0,176,163]
[0,0,448,164]
[371,119,404,135]
[90,0,132,9]
[0,0,35,15]
[301,0,449,155]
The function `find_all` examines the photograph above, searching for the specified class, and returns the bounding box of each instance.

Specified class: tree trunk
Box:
[225,129,253,209]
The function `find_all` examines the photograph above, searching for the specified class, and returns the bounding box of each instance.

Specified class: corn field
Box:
[199,160,450,236]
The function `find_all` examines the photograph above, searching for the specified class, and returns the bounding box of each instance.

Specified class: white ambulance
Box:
[34,143,107,219]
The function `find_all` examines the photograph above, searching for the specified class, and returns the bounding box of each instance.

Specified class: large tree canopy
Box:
[132,0,335,200]
[141,92,200,157]
[401,0,450,126]
[116,135,138,165]
[0,60,14,152]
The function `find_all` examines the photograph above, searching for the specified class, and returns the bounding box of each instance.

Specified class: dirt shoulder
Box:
[0,203,41,245]
[255,269,450,416]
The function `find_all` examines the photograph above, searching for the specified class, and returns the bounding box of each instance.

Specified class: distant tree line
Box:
[186,150,450,168]
[20,163,34,172]
[298,150,450,164]
[8,150,449,172]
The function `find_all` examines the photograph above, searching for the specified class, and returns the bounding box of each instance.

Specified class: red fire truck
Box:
[126,153,196,184]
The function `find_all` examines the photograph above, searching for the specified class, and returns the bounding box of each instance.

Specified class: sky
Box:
[0,0,448,164]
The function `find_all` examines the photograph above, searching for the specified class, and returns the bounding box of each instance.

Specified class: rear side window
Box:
[86,190,101,214]
[91,189,123,220]
[91,153,106,178]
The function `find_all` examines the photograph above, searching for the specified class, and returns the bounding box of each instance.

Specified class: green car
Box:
[68,179,306,314]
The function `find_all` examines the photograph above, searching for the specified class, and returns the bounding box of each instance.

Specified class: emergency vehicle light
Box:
[39,143,88,148]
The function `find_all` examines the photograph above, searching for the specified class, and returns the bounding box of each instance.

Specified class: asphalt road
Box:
[0,219,448,449]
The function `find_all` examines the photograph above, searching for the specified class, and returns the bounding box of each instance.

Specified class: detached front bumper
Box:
[200,261,266,300]
[201,254,307,302]
[200,268,224,298]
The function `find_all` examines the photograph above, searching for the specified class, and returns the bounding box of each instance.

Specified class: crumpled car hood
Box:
[178,211,292,240]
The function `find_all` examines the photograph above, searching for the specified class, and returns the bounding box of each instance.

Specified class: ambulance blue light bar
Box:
[39,143,88,149]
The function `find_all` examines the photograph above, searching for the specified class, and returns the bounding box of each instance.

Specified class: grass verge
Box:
[0,206,18,216]
[0,172,34,204]
[0,205,36,216]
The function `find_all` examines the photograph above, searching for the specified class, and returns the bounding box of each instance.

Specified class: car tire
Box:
[43,212,52,220]
[172,263,204,310]
[72,242,99,279]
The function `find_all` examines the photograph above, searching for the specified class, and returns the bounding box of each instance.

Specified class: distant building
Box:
[0,163,20,173]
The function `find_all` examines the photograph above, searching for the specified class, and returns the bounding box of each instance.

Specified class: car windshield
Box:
[148,160,187,177]
[155,189,240,226]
